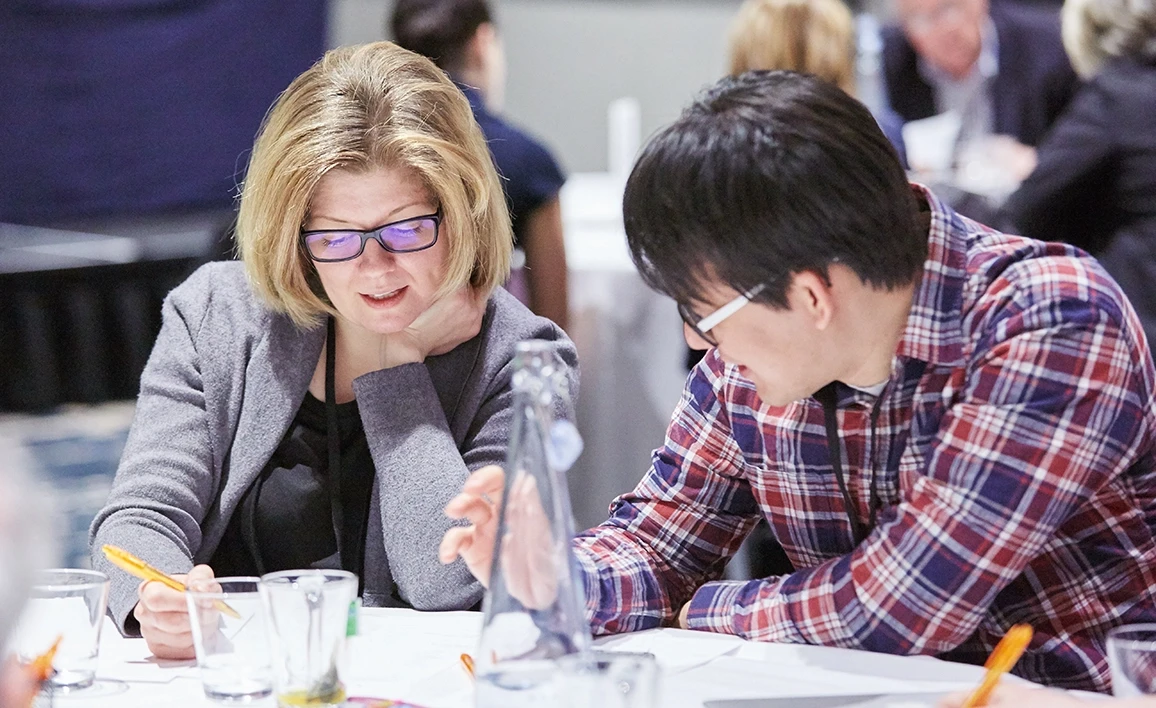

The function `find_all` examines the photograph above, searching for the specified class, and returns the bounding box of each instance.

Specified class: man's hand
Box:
[678,602,690,629]
[440,466,560,609]
[441,465,506,587]
[378,286,487,369]
[133,564,216,660]
[501,474,559,609]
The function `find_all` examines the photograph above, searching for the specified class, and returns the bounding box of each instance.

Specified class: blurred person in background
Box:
[0,447,56,707]
[392,0,571,331]
[1001,0,1156,347]
[882,0,1077,178]
[728,0,908,166]
[88,42,577,660]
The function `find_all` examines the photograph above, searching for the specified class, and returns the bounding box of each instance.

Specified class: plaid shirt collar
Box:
[894,184,969,370]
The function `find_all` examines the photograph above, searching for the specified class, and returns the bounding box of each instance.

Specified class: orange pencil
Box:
[101,544,241,619]
[27,635,62,683]
[961,624,1033,708]
[459,653,475,681]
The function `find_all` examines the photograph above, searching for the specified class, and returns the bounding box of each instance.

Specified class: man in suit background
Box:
[882,0,1077,175]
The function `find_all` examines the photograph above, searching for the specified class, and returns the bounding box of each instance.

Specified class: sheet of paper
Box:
[343,608,481,706]
[703,694,947,708]
[902,111,961,174]
[95,617,198,684]
[594,627,744,672]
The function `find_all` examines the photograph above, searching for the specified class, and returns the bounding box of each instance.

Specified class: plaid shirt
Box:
[574,186,1156,691]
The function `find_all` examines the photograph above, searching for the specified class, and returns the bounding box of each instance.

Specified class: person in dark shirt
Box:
[392,0,570,331]
[1001,0,1156,346]
[882,0,1077,176]
[88,42,577,660]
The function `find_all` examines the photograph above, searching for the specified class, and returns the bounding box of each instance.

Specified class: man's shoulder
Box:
[961,226,1137,336]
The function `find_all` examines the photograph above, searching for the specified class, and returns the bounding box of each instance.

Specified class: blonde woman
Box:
[88,41,577,660]
[727,0,907,163]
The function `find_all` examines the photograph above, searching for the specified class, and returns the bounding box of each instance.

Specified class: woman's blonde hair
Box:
[727,0,856,95]
[236,41,512,328]
[1062,0,1156,78]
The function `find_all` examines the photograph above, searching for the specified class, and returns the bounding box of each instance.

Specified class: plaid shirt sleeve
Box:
[572,359,763,634]
[576,261,1154,651]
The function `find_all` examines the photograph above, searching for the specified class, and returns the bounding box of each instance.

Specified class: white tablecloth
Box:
[58,607,1037,708]
[561,173,689,530]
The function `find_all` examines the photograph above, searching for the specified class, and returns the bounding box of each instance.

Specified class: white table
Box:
[561,172,689,530]
[60,607,1033,707]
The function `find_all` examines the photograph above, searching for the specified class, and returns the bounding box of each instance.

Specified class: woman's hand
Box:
[379,287,487,369]
[133,564,217,660]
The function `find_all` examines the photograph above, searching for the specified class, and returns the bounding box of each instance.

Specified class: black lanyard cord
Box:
[815,382,883,547]
[325,316,347,560]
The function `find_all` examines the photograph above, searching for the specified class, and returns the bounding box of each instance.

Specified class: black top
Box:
[212,391,376,586]
[881,2,1077,147]
[1002,58,1156,344]
[457,83,566,247]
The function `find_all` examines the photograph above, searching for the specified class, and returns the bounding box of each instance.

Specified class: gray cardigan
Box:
[89,261,578,635]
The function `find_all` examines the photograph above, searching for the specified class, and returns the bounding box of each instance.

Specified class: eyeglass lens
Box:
[304,216,438,261]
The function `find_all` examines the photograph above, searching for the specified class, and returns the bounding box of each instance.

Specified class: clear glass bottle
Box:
[475,340,590,707]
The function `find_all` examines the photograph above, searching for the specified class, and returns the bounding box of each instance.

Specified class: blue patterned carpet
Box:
[0,402,134,569]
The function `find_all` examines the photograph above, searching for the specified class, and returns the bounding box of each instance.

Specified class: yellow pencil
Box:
[101,544,241,620]
[459,653,475,681]
[961,624,1033,708]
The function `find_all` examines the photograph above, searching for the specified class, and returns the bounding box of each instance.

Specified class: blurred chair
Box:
[0,218,226,412]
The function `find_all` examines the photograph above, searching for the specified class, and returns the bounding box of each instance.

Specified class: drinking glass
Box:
[558,651,659,708]
[187,576,273,703]
[1109,624,1156,696]
[10,569,110,691]
[259,570,357,707]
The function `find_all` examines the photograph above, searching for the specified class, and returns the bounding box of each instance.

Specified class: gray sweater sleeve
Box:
[88,270,215,635]
[353,302,578,611]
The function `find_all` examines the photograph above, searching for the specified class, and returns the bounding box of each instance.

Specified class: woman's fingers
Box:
[138,579,187,614]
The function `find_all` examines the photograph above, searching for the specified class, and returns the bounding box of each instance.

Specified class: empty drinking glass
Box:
[187,576,273,703]
[1109,624,1156,696]
[558,651,659,708]
[10,569,109,691]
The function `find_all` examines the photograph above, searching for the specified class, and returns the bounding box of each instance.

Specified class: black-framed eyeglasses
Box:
[300,211,441,263]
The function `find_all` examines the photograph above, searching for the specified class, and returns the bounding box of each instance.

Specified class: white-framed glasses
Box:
[679,283,767,347]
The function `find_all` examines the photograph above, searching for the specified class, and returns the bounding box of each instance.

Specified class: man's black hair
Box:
[623,70,926,311]
[390,0,492,73]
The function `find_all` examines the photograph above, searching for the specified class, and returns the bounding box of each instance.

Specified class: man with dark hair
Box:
[441,71,1156,692]
[391,0,569,330]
